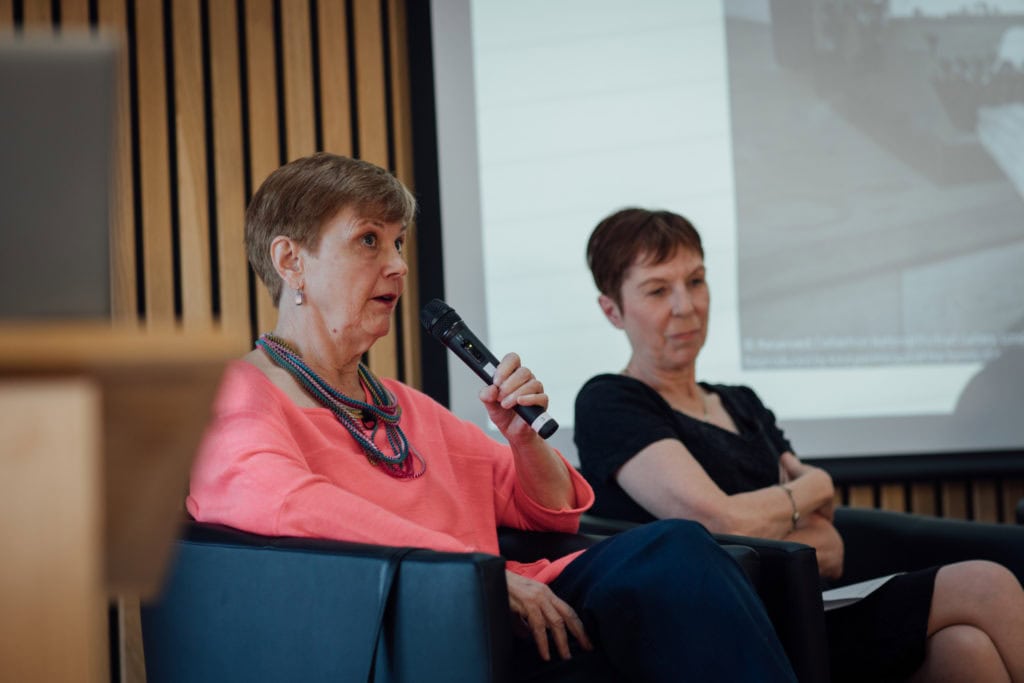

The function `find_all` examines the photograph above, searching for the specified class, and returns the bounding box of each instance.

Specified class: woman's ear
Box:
[270,236,303,290]
[598,294,624,329]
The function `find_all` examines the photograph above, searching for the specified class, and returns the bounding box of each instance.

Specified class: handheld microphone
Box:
[420,298,559,439]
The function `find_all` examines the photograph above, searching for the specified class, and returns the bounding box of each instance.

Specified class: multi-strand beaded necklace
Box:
[257,333,425,479]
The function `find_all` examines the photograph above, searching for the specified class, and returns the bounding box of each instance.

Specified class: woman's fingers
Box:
[524,605,552,661]
[491,352,521,386]
[529,595,588,661]
[506,571,591,661]
[564,606,593,652]
[493,354,548,410]
[544,595,593,658]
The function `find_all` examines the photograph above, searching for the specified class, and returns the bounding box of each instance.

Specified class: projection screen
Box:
[429,0,1024,462]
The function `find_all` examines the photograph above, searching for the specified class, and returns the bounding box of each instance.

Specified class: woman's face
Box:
[600,248,709,371]
[299,206,408,349]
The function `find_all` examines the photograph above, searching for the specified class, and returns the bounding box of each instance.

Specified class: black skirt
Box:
[826,566,940,683]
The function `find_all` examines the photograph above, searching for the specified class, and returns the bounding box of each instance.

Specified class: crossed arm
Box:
[616,440,844,579]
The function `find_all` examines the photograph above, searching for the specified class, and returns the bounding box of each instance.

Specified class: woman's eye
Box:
[361,233,377,248]
[690,278,705,287]
[395,237,405,254]
[648,287,666,297]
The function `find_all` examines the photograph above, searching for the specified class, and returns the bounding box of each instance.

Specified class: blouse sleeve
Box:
[413,384,593,533]
[574,375,679,486]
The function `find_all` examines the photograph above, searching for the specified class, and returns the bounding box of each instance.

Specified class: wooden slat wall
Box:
[840,477,1024,523]
[5,0,420,382]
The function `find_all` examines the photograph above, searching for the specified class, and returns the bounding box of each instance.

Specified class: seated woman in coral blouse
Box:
[575,207,1024,683]
[187,153,796,683]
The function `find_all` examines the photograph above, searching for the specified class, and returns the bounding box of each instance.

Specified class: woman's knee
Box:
[937,623,997,651]
[911,624,1008,683]
[591,519,735,595]
[932,561,1024,629]
[937,561,1022,604]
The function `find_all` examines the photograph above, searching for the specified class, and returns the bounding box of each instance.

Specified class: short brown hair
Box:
[245,152,417,305]
[586,208,704,307]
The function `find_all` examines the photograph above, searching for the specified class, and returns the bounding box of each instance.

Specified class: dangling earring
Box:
[295,286,305,306]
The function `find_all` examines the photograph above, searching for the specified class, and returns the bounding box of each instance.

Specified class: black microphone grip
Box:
[421,299,558,439]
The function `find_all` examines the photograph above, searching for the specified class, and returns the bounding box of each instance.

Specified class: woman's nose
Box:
[385,246,409,277]
[671,288,694,316]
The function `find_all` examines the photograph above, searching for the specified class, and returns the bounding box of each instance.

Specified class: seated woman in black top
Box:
[574,207,1024,683]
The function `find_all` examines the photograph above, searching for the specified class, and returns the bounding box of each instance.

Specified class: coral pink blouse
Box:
[187,361,594,583]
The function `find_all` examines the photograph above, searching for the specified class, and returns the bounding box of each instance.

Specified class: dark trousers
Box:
[512,519,796,683]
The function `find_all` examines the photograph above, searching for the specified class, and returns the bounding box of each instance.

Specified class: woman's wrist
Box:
[777,484,800,531]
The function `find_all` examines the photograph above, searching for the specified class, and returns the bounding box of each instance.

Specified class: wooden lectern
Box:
[0,323,241,683]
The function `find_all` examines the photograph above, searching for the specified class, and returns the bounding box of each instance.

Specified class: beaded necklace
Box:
[257,333,425,479]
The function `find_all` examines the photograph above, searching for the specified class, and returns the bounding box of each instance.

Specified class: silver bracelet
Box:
[778,484,800,531]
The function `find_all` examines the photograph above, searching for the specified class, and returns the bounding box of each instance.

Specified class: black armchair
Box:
[141,523,513,683]
[834,506,1024,586]
[141,522,766,683]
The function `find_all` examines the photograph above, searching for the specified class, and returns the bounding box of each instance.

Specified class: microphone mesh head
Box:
[420,299,460,338]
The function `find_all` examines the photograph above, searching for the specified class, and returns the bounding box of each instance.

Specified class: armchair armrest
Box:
[141,522,512,683]
[835,507,1024,585]
[712,533,829,683]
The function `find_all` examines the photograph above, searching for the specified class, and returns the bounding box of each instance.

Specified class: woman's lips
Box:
[669,329,701,342]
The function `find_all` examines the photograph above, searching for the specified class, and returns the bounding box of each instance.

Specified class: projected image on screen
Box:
[431,0,1024,458]
[729,2,1024,380]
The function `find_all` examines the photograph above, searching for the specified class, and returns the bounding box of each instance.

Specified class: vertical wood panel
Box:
[941,481,969,519]
[352,0,387,167]
[972,480,1000,522]
[22,0,52,27]
[1003,479,1024,524]
[879,483,905,512]
[116,596,145,683]
[353,0,396,378]
[244,0,280,334]
[910,482,937,516]
[60,0,90,26]
[0,0,12,30]
[317,0,352,156]
[387,0,418,387]
[0,380,106,683]
[208,0,250,341]
[281,0,316,159]
[173,0,213,330]
[135,0,176,326]
[847,485,874,509]
[98,0,138,324]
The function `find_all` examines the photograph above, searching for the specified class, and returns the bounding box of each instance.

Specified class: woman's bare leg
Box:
[909,624,1009,683]
[910,561,1024,683]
